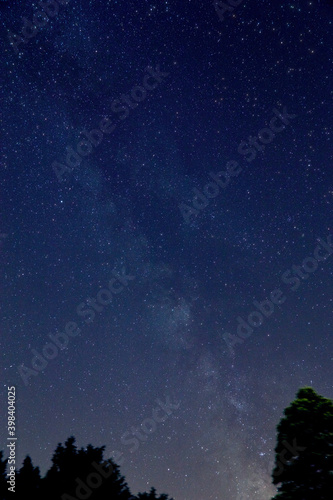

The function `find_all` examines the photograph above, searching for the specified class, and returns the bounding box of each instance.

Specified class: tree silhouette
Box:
[272,387,333,499]
[0,451,8,500]
[41,436,133,500]
[16,456,41,500]
[137,486,173,500]
[0,436,173,499]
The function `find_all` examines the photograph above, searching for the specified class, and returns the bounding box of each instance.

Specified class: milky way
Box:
[1,1,332,499]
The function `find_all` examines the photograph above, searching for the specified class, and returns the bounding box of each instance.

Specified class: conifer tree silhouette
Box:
[42,436,133,500]
[16,456,41,500]
[0,436,172,500]
[137,486,173,499]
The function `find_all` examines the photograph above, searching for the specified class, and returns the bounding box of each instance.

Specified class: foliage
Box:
[272,387,333,499]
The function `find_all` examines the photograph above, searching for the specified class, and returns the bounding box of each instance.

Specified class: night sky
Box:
[0,0,332,499]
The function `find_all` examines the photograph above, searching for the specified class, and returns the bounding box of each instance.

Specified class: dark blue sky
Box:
[1,1,332,499]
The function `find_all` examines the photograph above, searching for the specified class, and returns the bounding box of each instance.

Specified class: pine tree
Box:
[16,456,41,500]
[272,387,333,499]
[1,437,173,500]
[42,436,133,500]
[41,436,79,499]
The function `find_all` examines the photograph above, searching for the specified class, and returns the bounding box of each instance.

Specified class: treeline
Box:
[0,436,172,500]
[1,387,333,499]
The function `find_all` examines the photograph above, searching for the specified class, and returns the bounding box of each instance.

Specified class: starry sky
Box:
[0,0,332,499]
